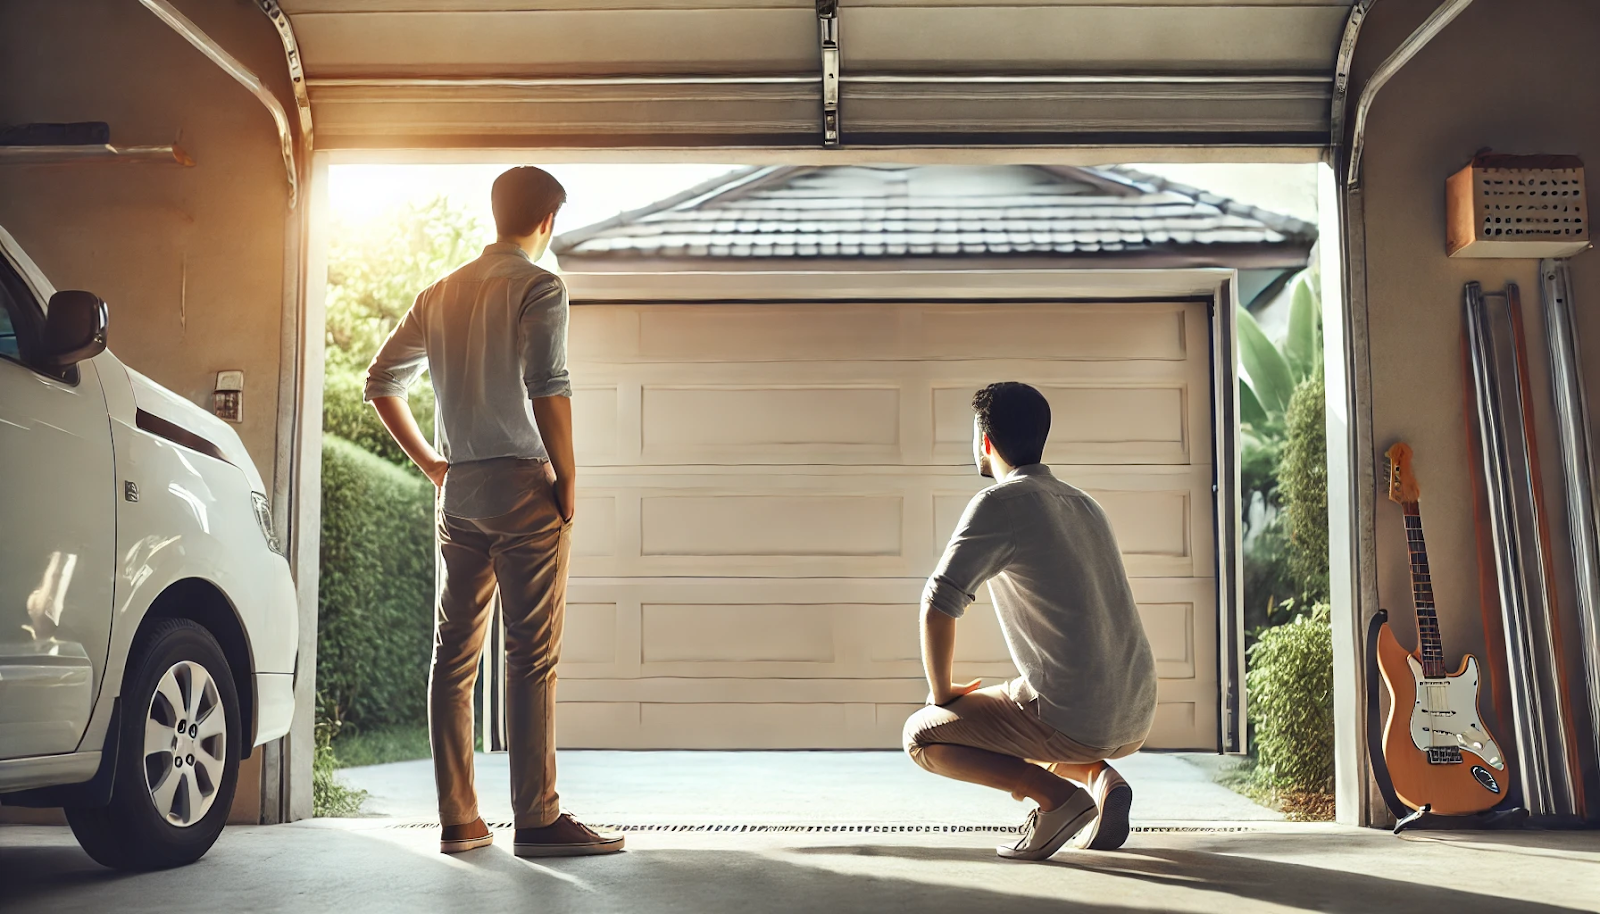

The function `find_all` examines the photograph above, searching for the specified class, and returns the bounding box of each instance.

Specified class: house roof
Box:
[551,164,1317,266]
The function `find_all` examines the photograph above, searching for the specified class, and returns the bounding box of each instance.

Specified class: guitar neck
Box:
[1402,504,1449,679]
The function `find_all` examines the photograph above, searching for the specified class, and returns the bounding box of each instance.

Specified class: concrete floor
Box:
[5,819,1597,913]
[340,750,1285,825]
[5,752,1597,913]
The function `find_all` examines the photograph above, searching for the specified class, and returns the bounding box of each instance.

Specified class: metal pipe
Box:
[139,0,299,207]
[1542,258,1600,817]
[1504,282,1581,817]
[1346,0,1476,187]
[1329,0,1378,150]
[1466,281,1555,813]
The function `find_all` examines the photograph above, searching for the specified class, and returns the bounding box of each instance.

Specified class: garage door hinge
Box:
[817,0,841,147]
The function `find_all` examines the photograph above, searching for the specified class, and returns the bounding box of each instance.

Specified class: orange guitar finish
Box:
[1378,442,1508,816]
[1376,624,1505,814]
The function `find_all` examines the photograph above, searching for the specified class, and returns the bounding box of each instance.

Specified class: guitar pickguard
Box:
[1405,654,1505,771]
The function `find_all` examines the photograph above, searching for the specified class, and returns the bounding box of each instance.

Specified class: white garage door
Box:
[553,299,1219,750]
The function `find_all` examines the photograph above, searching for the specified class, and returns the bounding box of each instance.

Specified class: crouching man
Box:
[904,382,1158,860]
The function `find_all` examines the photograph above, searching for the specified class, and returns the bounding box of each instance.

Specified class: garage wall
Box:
[0,0,299,823]
[1348,0,1600,821]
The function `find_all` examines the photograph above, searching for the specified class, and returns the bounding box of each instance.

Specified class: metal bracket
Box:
[139,0,301,208]
[817,0,840,147]
[1328,0,1376,155]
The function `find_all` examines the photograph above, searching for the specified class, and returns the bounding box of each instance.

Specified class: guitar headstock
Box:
[1385,442,1420,505]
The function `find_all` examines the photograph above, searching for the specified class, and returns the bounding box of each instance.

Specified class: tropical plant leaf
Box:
[1238,306,1295,415]
[1240,378,1269,430]
[1284,275,1320,383]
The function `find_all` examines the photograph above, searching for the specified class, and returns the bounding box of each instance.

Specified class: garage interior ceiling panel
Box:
[281,1,1355,148]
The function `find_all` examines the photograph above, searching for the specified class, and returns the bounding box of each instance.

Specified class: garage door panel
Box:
[642,385,902,458]
[574,386,619,460]
[559,300,1219,749]
[641,494,903,557]
[579,302,1192,365]
[920,305,1186,361]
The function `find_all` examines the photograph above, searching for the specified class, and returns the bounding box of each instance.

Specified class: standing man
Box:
[904,382,1157,860]
[365,166,623,858]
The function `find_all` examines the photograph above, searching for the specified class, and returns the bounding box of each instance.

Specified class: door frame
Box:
[290,146,1312,816]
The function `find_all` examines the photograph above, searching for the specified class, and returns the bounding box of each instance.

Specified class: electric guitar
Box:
[1378,442,1508,814]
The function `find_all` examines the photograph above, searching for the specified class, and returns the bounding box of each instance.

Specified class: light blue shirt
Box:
[924,464,1158,748]
[365,243,571,518]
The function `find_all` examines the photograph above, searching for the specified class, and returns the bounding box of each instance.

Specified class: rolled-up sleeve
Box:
[519,275,571,400]
[364,295,428,402]
[922,491,1014,619]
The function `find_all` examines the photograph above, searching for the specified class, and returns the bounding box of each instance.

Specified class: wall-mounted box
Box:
[1447,154,1589,258]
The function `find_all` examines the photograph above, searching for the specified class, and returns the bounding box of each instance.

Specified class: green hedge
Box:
[1280,368,1329,604]
[318,435,436,732]
[322,369,435,469]
[1247,604,1334,802]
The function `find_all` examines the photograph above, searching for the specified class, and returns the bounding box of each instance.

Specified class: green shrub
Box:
[322,369,435,468]
[1247,604,1334,813]
[318,435,436,734]
[312,695,368,817]
[1280,368,1329,604]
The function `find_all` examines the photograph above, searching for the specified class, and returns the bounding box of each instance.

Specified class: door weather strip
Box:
[138,0,301,208]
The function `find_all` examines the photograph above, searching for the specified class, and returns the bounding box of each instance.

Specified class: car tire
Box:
[66,618,241,870]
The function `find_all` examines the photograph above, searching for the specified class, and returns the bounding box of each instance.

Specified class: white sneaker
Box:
[1070,764,1133,850]
[996,787,1097,861]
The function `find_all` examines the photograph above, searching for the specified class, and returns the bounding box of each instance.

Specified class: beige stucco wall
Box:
[1352,0,1600,811]
[0,0,298,823]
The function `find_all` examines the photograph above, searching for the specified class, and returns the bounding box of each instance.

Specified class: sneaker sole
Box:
[1080,783,1133,850]
[995,805,1098,861]
[515,837,626,858]
[440,835,495,854]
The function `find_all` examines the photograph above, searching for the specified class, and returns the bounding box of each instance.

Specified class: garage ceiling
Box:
[276,1,1357,150]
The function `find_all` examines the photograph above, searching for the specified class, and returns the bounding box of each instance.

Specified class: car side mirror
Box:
[43,290,108,370]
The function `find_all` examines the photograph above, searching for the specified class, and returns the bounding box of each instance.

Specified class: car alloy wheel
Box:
[143,660,227,827]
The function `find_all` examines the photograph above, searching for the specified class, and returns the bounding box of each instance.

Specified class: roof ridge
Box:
[1103,165,1318,241]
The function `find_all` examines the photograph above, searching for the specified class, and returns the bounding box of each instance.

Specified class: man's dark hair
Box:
[972,382,1051,467]
[492,166,567,238]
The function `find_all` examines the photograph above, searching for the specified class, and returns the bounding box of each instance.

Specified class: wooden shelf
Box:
[0,144,194,166]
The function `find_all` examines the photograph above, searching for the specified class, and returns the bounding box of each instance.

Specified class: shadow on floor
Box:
[788,843,1590,914]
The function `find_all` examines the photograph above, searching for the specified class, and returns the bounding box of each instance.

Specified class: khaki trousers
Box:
[431,480,572,829]
[903,685,1143,775]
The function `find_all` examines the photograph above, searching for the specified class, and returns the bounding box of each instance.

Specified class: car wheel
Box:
[66,618,241,870]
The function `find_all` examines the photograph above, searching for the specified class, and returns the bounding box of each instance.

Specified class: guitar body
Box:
[1376,621,1507,814]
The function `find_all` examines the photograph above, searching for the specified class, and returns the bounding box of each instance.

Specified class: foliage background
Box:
[317,436,437,732]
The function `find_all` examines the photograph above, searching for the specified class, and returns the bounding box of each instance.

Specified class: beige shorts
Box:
[902,684,1143,771]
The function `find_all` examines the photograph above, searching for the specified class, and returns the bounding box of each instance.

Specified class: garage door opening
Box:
[307,158,1331,827]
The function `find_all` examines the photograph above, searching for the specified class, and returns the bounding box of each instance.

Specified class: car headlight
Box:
[252,492,284,556]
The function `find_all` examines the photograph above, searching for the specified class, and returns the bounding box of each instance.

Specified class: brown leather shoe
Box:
[440,816,494,854]
[514,813,624,857]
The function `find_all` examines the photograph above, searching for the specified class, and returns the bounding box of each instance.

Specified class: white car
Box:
[0,224,297,869]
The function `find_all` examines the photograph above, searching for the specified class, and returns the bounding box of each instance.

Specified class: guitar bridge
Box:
[1427,746,1463,765]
